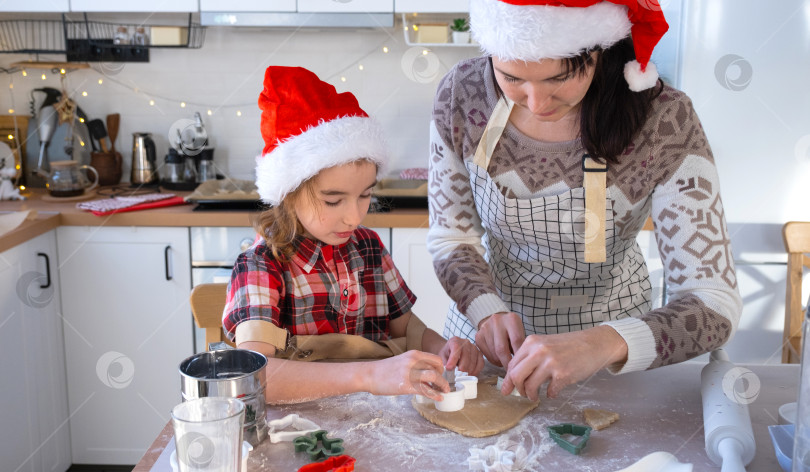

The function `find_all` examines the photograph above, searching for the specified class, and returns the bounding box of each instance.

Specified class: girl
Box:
[224,66,483,404]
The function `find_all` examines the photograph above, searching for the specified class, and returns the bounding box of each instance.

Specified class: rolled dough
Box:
[411,377,540,437]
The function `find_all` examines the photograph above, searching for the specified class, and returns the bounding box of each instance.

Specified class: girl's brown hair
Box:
[253,181,317,262]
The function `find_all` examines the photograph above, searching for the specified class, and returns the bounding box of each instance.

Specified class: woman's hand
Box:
[439,337,485,376]
[474,312,526,368]
[365,350,449,401]
[501,326,628,401]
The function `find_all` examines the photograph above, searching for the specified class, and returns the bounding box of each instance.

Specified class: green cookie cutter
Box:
[293,430,345,461]
[547,423,592,455]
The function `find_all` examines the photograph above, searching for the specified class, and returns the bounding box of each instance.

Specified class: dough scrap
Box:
[583,408,620,431]
[411,376,540,437]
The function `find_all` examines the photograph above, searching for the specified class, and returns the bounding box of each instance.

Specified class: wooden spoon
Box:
[106,113,120,153]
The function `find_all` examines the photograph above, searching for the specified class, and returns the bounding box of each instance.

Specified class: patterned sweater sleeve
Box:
[426,68,510,328]
[222,246,284,342]
[601,95,743,374]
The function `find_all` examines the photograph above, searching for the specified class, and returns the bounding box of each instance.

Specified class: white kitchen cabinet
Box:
[70,0,197,12]
[58,226,193,465]
[0,0,69,11]
[298,0,393,13]
[200,0,296,11]
[390,227,452,334]
[0,231,71,472]
[395,0,469,13]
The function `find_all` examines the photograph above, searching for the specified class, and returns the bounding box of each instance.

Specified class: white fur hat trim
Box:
[624,59,659,91]
[255,116,389,206]
[470,0,632,62]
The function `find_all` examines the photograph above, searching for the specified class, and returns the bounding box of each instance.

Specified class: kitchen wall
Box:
[0,23,479,182]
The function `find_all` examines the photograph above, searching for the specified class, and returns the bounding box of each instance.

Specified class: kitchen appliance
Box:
[131,132,158,185]
[32,87,61,176]
[197,148,217,182]
[162,148,185,184]
[41,160,99,197]
[179,349,268,447]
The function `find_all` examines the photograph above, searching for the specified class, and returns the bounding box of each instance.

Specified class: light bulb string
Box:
[1,33,394,112]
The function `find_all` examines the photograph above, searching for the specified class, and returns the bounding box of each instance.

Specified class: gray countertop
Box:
[138,361,798,471]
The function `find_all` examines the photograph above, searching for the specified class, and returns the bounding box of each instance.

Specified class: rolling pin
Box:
[701,349,756,472]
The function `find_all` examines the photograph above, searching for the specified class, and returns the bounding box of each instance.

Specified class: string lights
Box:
[1,35,394,119]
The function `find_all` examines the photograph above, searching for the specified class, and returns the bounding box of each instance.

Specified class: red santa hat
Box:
[256,66,389,206]
[469,0,669,91]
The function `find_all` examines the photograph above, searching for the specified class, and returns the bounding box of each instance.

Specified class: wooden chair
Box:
[189,283,235,349]
[782,222,810,363]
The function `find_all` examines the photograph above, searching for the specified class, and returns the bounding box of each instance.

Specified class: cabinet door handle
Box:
[164,245,173,281]
[37,252,51,289]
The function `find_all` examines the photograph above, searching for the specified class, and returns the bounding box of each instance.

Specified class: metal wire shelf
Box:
[0,14,205,55]
[0,19,66,54]
[68,13,206,49]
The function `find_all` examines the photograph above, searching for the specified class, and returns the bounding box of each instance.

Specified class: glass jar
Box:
[133,27,149,46]
[113,26,130,45]
[794,304,810,471]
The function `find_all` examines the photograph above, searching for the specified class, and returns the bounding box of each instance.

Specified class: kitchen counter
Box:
[135,362,797,472]
[0,188,430,253]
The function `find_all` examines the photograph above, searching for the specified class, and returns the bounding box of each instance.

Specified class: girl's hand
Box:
[365,350,449,401]
[439,337,485,376]
[475,311,526,368]
[501,326,628,401]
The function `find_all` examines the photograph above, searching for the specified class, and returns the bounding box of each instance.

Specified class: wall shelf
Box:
[400,13,477,48]
[0,13,205,58]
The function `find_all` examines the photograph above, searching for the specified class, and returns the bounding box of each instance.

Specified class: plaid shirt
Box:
[223,226,416,342]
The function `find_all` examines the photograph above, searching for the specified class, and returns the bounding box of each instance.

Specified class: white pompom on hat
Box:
[255,66,389,206]
[469,0,669,91]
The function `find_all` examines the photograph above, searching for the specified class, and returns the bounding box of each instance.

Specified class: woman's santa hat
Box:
[469,0,669,91]
[256,66,389,206]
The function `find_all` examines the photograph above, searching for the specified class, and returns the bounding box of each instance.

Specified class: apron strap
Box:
[582,154,607,263]
[473,97,514,170]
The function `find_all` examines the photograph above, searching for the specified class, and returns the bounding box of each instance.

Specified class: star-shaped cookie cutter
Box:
[267,414,321,443]
[468,445,516,472]
[293,430,345,461]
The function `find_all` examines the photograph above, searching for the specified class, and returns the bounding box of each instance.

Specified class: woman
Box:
[427,0,742,401]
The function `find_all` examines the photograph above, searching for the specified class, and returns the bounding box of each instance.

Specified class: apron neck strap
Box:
[473,96,514,170]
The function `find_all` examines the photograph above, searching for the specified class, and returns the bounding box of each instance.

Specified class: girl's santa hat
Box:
[256,66,389,206]
[469,0,669,91]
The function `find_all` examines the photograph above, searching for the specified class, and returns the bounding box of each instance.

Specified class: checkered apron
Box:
[443,99,652,341]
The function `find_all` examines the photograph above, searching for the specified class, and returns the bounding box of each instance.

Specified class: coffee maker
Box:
[131,133,158,185]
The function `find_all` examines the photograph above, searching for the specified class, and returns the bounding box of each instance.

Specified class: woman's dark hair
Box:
[491,37,663,164]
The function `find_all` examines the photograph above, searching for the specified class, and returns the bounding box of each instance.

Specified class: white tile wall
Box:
[0,26,479,182]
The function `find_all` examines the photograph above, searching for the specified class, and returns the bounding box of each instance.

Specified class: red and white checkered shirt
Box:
[223,226,416,342]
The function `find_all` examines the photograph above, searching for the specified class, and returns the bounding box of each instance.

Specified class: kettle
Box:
[131,133,158,184]
[38,160,99,197]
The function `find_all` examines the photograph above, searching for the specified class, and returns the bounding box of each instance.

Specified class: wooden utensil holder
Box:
[90,151,122,186]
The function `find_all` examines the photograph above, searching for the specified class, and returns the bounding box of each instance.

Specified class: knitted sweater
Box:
[427,57,742,373]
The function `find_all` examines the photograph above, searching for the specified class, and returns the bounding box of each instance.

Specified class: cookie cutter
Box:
[293,430,345,461]
[456,376,479,399]
[547,423,592,455]
[297,454,356,472]
[496,377,522,397]
[468,445,515,472]
[435,383,466,412]
[268,413,320,443]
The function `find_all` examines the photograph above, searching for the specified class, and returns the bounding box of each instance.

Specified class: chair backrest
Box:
[782,222,810,363]
[189,283,235,349]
